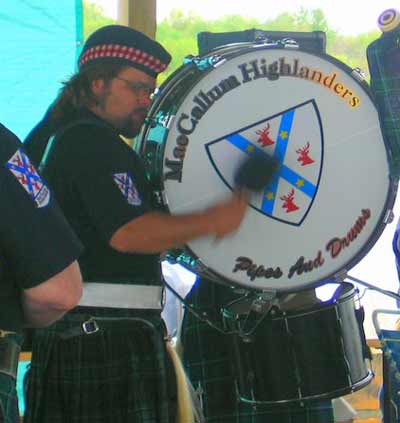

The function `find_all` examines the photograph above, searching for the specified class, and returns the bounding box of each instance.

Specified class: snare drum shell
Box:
[227,283,373,404]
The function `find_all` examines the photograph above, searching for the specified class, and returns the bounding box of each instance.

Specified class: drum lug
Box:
[383,208,395,224]
[351,67,367,82]
[183,54,224,71]
[280,38,300,49]
[333,269,348,282]
[144,116,158,128]
[251,290,277,314]
[152,190,165,208]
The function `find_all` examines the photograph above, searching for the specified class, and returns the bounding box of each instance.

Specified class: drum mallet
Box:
[234,153,280,192]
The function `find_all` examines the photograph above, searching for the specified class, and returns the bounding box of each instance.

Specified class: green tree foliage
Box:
[82,3,381,82]
[156,7,379,82]
[83,1,115,39]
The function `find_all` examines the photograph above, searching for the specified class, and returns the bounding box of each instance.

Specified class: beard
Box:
[95,89,148,138]
[106,107,148,138]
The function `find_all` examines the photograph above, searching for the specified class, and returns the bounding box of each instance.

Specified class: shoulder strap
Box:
[38,118,109,172]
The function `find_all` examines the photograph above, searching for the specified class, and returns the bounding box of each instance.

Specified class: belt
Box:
[0,336,20,379]
[78,283,164,310]
[58,316,158,340]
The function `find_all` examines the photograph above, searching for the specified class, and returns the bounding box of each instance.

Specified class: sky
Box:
[89,0,396,35]
[89,0,400,337]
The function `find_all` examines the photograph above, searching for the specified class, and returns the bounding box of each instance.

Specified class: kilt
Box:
[24,308,177,423]
[0,334,23,423]
[181,278,334,423]
[0,373,18,423]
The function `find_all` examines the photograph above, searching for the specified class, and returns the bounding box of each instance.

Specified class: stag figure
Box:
[256,123,275,147]
[296,142,315,166]
[280,188,299,213]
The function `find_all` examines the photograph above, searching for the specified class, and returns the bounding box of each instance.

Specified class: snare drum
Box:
[138,42,396,292]
[222,281,373,404]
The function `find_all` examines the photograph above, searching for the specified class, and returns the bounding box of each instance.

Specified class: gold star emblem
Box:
[266,192,275,200]
[280,130,288,139]
[296,179,305,188]
[246,144,255,153]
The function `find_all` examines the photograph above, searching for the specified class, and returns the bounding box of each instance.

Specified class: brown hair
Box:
[50,63,128,123]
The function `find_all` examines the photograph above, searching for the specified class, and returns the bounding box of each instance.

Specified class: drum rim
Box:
[222,282,357,320]
[236,369,374,405]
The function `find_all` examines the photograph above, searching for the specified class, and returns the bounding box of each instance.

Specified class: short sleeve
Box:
[60,126,152,242]
[0,128,83,289]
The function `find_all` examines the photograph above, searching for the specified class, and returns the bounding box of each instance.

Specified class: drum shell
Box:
[138,42,395,292]
[225,283,373,404]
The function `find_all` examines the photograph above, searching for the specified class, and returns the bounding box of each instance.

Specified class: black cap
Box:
[78,25,171,77]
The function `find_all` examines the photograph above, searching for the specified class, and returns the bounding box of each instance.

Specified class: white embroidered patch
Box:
[112,172,142,206]
[6,149,50,208]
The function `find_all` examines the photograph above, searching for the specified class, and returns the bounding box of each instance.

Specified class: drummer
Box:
[23,24,248,423]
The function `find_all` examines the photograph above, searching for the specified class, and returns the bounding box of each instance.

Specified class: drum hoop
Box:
[236,370,373,405]
[222,282,357,322]
[140,44,398,291]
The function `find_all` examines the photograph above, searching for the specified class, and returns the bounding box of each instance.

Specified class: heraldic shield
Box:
[205,100,323,226]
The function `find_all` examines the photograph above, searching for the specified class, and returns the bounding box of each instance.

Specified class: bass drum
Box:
[138,41,396,292]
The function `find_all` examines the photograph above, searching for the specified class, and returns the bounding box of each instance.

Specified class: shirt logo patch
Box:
[113,172,142,206]
[6,149,50,208]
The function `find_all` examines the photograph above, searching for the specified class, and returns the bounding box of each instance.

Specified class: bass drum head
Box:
[157,46,394,291]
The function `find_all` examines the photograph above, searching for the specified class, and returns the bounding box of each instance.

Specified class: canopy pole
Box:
[117,0,156,39]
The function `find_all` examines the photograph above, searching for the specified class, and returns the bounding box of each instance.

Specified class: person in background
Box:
[0,122,83,423]
[23,24,247,423]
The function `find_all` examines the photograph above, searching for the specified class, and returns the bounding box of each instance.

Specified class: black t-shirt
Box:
[0,123,83,331]
[40,110,161,284]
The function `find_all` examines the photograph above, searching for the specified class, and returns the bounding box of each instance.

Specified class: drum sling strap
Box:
[38,118,110,172]
[0,334,20,379]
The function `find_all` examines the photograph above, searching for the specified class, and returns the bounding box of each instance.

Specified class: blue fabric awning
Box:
[0,0,83,139]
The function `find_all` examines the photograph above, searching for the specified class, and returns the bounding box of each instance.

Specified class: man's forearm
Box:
[110,211,211,254]
[22,303,69,328]
[110,193,248,254]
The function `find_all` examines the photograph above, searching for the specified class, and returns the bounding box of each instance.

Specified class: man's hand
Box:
[204,191,248,240]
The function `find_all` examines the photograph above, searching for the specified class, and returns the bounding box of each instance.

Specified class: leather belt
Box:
[58,316,155,339]
[0,337,20,379]
[78,283,164,310]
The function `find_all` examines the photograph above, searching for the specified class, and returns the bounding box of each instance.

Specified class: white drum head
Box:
[160,47,393,291]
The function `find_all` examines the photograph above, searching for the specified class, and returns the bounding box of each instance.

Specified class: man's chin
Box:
[119,125,141,138]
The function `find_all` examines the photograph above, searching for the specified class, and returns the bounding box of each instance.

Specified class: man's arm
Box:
[21,261,82,327]
[110,192,248,254]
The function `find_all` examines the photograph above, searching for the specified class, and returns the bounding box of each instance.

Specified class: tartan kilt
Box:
[181,278,334,423]
[0,374,19,423]
[0,334,23,423]
[24,308,177,423]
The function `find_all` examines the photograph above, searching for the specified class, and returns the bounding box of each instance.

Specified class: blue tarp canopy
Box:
[0,0,83,139]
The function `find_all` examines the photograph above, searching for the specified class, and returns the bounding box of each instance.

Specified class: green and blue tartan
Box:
[0,373,18,423]
[367,28,400,175]
[0,334,23,423]
[24,308,177,423]
[181,279,334,423]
